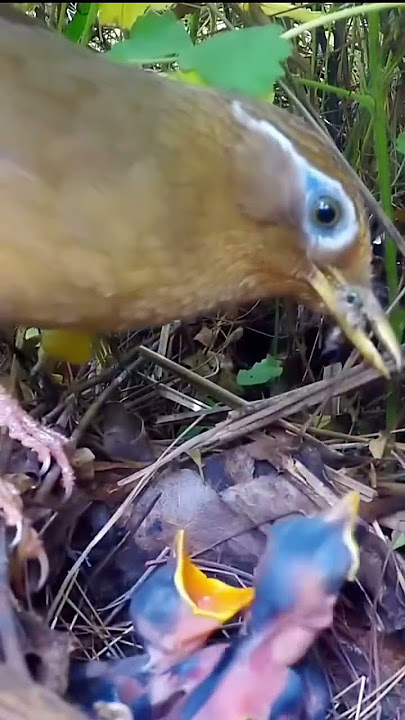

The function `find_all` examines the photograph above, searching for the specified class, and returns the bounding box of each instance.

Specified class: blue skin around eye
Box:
[250,516,352,632]
[303,166,353,251]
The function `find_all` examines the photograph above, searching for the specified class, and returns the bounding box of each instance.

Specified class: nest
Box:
[0,306,403,719]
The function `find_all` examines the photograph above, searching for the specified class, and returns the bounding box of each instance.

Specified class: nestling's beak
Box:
[323,491,360,582]
[308,266,402,379]
[174,530,254,622]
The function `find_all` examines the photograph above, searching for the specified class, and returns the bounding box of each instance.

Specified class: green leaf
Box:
[397,133,405,155]
[236,355,283,387]
[99,3,172,30]
[178,425,209,441]
[178,25,290,97]
[393,532,405,550]
[64,4,91,42]
[108,9,192,64]
[393,307,405,343]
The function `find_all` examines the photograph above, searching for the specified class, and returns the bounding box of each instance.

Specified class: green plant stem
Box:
[57,3,67,33]
[189,6,200,43]
[79,2,99,45]
[271,300,280,357]
[368,15,398,305]
[111,55,179,65]
[368,11,400,431]
[282,3,405,41]
[295,77,374,112]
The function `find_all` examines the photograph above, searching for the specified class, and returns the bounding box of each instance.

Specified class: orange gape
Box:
[0,15,400,492]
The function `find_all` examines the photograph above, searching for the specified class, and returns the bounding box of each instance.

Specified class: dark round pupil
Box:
[315,197,338,226]
[346,291,358,304]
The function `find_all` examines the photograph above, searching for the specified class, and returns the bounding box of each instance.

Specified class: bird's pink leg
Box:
[0,384,74,496]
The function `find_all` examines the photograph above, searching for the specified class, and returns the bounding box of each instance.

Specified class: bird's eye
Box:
[311,196,342,229]
[345,290,360,305]
[296,153,358,254]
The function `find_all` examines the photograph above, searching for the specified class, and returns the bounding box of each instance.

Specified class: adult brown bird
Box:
[0,15,401,494]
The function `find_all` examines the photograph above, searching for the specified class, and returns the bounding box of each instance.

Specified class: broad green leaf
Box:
[99,3,172,30]
[64,3,91,42]
[397,133,405,155]
[237,355,283,387]
[179,25,290,98]
[108,10,192,64]
[253,3,322,22]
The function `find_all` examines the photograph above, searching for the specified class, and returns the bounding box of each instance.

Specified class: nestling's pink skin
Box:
[128,532,253,673]
[70,495,359,719]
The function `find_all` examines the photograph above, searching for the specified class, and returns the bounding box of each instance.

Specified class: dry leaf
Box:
[194,326,215,348]
[369,433,388,460]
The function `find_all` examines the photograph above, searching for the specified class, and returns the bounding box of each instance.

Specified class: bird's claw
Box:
[13,423,74,499]
[33,543,50,591]
[33,427,74,498]
[39,454,51,477]
[0,386,74,498]
[8,519,22,550]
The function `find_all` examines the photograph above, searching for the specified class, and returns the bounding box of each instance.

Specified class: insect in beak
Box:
[308,266,402,378]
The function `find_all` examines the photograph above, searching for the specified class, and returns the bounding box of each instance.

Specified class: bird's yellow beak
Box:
[174,530,254,622]
[324,491,360,582]
[308,266,401,379]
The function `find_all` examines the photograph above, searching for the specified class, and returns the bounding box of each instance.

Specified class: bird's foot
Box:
[0,385,74,498]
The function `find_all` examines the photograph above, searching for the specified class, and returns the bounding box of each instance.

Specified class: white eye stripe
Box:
[231,100,359,256]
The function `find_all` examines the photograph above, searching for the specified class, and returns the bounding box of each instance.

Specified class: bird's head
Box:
[249,492,360,656]
[129,529,253,668]
[221,96,401,378]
